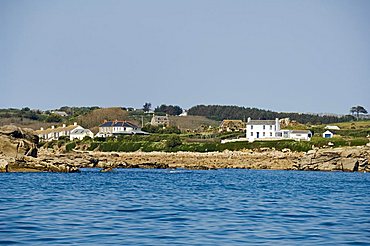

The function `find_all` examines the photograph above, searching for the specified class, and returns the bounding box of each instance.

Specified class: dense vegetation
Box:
[154,104,183,116]
[83,136,367,153]
[188,105,355,124]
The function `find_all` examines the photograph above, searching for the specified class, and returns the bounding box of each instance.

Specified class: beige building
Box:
[219,120,245,132]
[150,115,170,127]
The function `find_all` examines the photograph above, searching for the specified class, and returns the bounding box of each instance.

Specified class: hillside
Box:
[188,105,355,124]
[169,116,220,131]
[77,107,134,133]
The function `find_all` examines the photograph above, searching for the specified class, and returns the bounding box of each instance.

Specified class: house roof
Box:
[325,125,340,130]
[71,129,92,134]
[246,120,276,125]
[323,130,334,134]
[99,121,139,128]
[291,130,312,134]
[35,124,80,135]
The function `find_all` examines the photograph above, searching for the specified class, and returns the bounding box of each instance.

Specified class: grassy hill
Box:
[77,107,133,133]
[169,116,220,131]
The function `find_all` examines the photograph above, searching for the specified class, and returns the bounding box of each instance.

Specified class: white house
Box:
[246,118,280,142]
[70,128,94,140]
[246,118,312,142]
[323,130,334,138]
[179,110,188,117]
[289,130,312,141]
[96,120,148,137]
[35,122,84,141]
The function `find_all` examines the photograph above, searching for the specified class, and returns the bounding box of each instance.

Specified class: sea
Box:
[1,169,370,245]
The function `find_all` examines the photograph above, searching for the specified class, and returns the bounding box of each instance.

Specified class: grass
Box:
[86,138,315,152]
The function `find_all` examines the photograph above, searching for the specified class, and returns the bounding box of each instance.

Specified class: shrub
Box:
[166,135,182,148]
[88,142,100,151]
[66,142,76,152]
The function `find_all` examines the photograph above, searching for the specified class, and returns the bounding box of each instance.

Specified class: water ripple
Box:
[0,169,369,245]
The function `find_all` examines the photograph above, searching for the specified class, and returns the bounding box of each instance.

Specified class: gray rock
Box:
[341,158,359,172]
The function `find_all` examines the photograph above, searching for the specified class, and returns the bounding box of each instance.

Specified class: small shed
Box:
[290,130,312,141]
[325,125,340,130]
[322,130,334,138]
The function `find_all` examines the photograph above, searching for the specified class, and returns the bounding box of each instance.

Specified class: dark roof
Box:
[99,121,139,128]
[71,129,91,134]
[246,120,276,125]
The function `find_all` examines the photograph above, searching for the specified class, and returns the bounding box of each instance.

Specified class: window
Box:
[251,125,253,130]
[263,125,265,130]
[263,132,265,137]
[270,125,272,130]
[251,132,253,136]
[270,132,272,137]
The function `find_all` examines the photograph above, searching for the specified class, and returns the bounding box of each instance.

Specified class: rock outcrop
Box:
[0,125,79,172]
[294,146,370,172]
[0,125,39,172]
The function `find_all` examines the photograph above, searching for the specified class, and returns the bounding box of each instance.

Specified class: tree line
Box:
[187,105,356,124]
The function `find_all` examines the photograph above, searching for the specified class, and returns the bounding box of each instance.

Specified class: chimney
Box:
[247,117,251,123]
[276,118,280,131]
[62,124,66,128]
[51,126,55,129]
[73,122,77,126]
[40,127,44,131]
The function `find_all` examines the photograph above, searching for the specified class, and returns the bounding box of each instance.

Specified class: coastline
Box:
[3,145,369,173]
[1,125,369,173]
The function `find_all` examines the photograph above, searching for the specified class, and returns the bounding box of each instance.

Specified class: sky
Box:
[0,0,369,114]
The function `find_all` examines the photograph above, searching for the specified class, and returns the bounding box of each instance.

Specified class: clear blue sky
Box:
[1,0,369,114]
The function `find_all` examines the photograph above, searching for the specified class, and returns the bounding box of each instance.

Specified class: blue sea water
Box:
[1,169,370,245]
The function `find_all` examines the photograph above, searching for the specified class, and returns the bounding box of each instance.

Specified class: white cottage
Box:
[70,128,94,140]
[35,123,83,141]
[245,118,312,142]
[246,118,280,142]
[96,120,148,137]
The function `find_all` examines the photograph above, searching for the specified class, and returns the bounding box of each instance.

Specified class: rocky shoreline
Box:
[1,125,369,173]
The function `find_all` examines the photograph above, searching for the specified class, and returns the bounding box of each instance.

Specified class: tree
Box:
[46,113,63,122]
[350,105,368,120]
[21,107,30,112]
[143,102,152,112]
[154,104,183,116]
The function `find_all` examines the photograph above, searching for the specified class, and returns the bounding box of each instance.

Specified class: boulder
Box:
[0,159,8,172]
[341,158,359,172]
[0,125,38,160]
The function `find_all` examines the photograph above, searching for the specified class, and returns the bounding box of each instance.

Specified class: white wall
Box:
[70,130,94,140]
[290,133,311,141]
[246,124,277,141]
